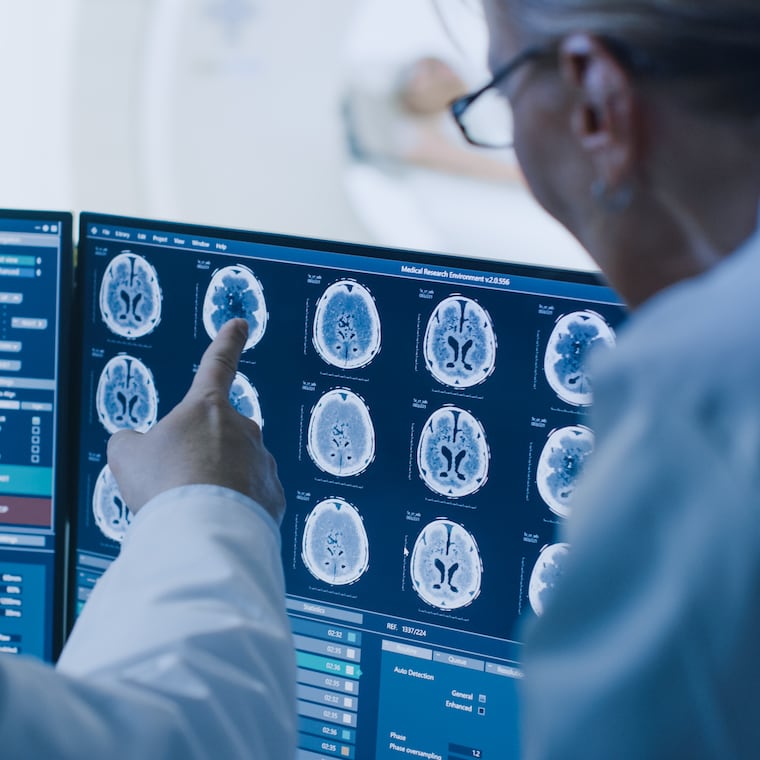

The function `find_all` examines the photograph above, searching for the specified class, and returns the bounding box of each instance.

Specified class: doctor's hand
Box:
[107,318,286,524]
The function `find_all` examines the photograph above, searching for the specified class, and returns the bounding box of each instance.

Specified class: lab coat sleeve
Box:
[519,401,760,759]
[0,485,297,759]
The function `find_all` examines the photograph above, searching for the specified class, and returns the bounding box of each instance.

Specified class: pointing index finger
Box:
[190,318,249,397]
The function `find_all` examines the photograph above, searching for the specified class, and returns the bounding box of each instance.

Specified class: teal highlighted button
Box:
[0,255,36,267]
[0,466,53,497]
[297,651,362,680]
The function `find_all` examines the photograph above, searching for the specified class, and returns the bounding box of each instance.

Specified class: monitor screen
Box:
[72,213,626,758]
[0,209,72,662]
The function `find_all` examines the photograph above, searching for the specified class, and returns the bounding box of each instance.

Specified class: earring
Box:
[591,179,634,212]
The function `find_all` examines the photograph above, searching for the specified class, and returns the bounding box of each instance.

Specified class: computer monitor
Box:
[71,212,626,758]
[0,209,72,662]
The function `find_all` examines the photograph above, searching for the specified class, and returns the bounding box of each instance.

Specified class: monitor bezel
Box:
[76,211,610,285]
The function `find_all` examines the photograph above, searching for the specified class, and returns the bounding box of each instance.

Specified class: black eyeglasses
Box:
[450,46,555,149]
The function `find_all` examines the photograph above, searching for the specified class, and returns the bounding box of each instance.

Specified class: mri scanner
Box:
[0,0,595,269]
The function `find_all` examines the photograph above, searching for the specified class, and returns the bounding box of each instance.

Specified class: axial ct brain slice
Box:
[537,426,594,518]
[202,265,268,351]
[229,372,263,427]
[411,519,482,610]
[528,543,571,616]
[313,280,381,369]
[302,498,370,585]
[96,354,158,434]
[92,465,132,543]
[307,389,375,477]
[99,252,162,338]
[544,311,615,405]
[417,406,489,498]
[424,296,496,388]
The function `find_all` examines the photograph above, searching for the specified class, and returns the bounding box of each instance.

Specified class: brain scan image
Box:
[417,406,489,498]
[302,498,370,585]
[544,311,615,406]
[99,252,162,339]
[202,265,268,351]
[423,296,496,388]
[96,354,158,434]
[410,519,482,610]
[229,371,263,427]
[307,389,375,477]
[528,543,571,616]
[312,280,381,369]
[92,465,132,543]
[536,426,594,518]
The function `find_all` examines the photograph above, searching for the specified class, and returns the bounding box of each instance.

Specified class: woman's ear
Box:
[558,33,639,189]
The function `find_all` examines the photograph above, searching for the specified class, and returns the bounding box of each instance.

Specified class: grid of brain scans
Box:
[72,214,626,759]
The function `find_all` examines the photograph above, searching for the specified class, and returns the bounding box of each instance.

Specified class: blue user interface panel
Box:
[72,213,626,758]
[0,210,71,662]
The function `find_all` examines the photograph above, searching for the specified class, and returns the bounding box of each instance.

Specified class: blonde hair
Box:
[510,0,760,116]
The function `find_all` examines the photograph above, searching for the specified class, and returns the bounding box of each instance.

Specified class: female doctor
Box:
[450,0,760,757]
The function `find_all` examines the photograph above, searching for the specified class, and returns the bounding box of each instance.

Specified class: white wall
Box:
[0,0,78,209]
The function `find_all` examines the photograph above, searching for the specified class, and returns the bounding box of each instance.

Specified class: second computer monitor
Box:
[0,209,72,662]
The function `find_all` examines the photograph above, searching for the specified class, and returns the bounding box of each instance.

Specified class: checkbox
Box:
[478,707,486,716]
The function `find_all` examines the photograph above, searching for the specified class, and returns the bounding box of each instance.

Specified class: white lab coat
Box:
[0,486,297,759]
[520,219,760,758]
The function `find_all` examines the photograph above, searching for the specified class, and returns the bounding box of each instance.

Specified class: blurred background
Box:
[0,0,595,269]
